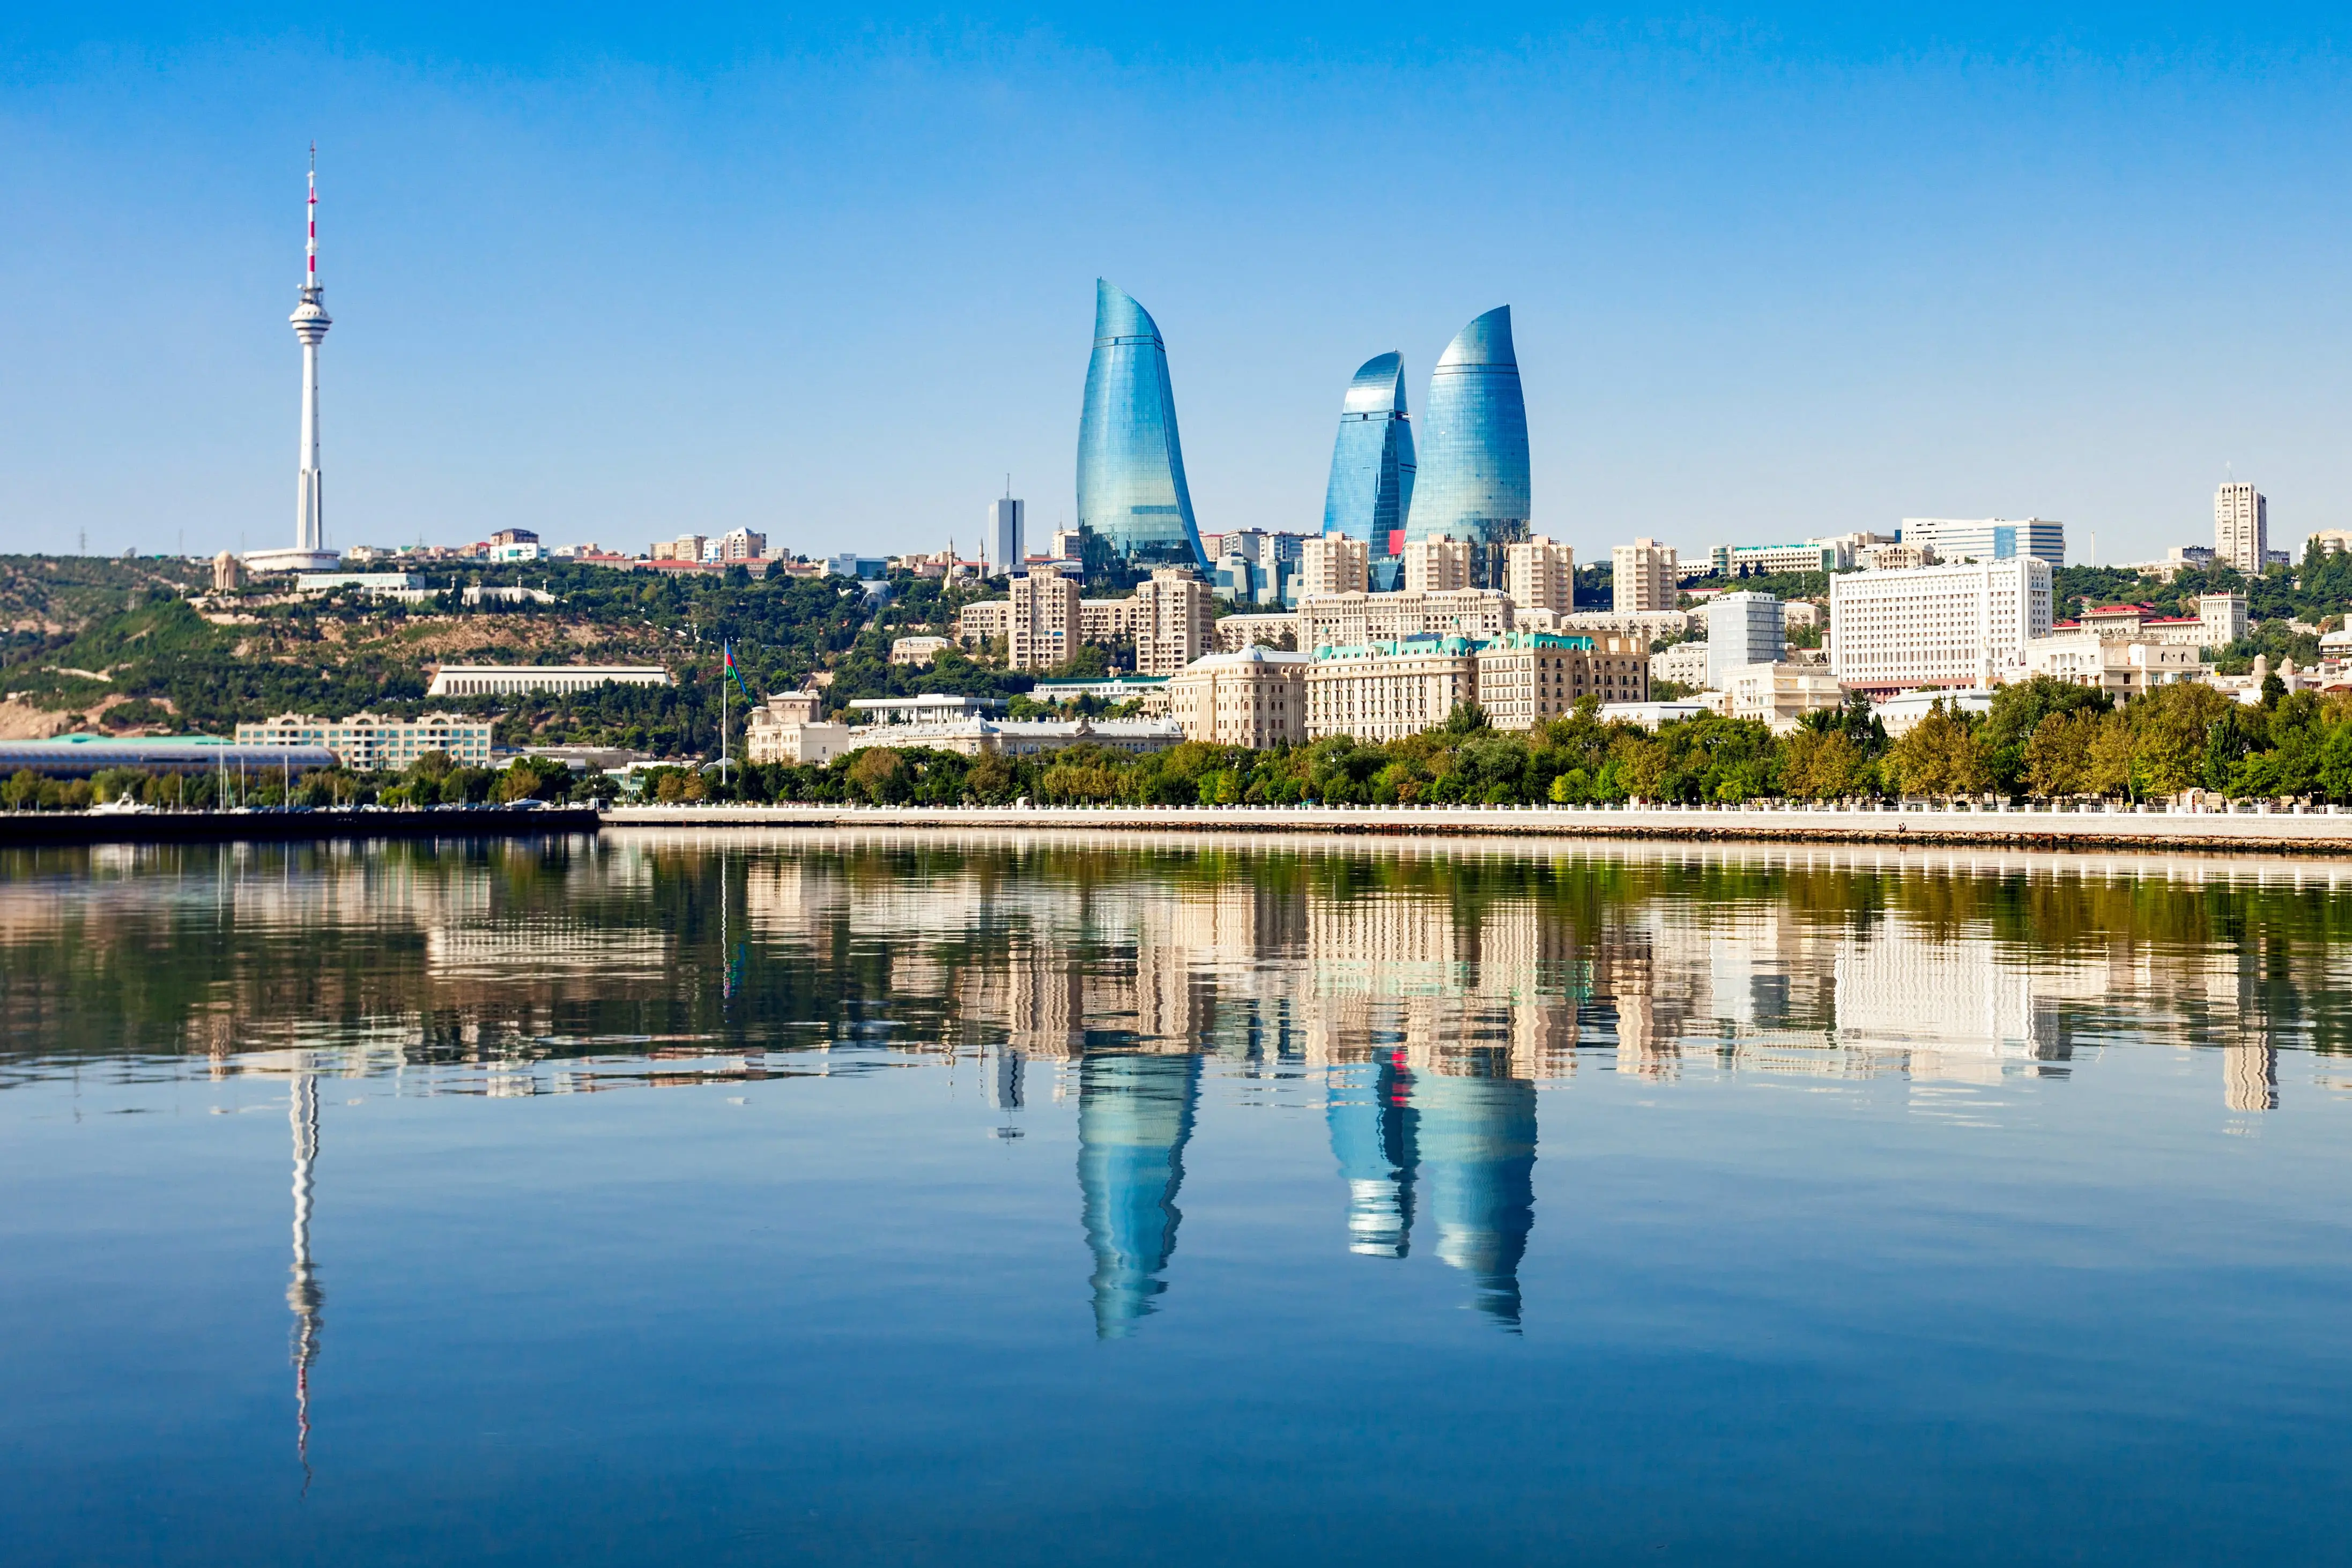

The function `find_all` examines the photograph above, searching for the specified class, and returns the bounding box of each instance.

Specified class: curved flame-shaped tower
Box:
[1078,1052,1201,1338]
[1407,306,1530,589]
[1418,1072,1537,1331]
[1320,352,1417,590]
[1076,281,1210,570]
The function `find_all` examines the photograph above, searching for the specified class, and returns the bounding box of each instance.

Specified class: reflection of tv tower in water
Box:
[287,1071,323,1477]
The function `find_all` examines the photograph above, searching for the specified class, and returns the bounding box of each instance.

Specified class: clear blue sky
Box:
[4,4,2349,566]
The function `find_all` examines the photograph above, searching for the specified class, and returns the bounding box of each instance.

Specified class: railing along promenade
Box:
[603,798,2352,852]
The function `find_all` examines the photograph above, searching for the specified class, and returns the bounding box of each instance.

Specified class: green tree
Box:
[1884,701,1992,797]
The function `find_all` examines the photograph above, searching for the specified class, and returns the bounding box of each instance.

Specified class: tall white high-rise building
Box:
[248,149,342,575]
[1704,591,1785,689]
[991,488,1025,575]
[2215,482,2267,575]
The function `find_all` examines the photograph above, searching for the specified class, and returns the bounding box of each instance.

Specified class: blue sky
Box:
[3,4,2349,566]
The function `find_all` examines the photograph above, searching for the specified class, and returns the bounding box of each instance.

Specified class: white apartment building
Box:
[1651,641,1711,688]
[1720,664,1845,733]
[1164,646,1309,748]
[1007,571,1081,671]
[237,711,495,769]
[1298,589,1511,651]
[2215,482,2268,574]
[840,716,1182,759]
[2023,631,2202,702]
[1474,631,1648,730]
[2311,529,2352,556]
[650,534,706,562]
[2199,591,2249,648]
[1403,536,1472,593]
[1612,539,1679,613]
[1504,536,1575,616]
[424,664,672,697]
[1296,534,1369,597]
[1306,637,1481,742]
[1705,591,1785,689]
[1901,518,2066,566]
[1708,541,1849,576]
[1828,558,2054,695]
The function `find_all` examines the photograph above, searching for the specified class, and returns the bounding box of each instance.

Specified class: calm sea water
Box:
[5,829,2351,1566]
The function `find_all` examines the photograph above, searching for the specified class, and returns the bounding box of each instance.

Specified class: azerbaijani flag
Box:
[723,641,756,702]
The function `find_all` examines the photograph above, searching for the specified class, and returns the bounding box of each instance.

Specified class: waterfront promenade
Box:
[604,798,2352,852]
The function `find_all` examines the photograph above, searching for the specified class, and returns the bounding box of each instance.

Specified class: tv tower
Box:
[253,148,340,573]
[292,146,331,555]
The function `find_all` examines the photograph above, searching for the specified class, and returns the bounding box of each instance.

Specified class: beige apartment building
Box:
[744,689,853,765]
[1719,663,1845,732]
[1305,637,1481,741]
[1403,536,1472,593]
[2023,632,2203,701]
[1127,568,1216,675]
[1611,539,1679,613]
[961,568,1211,674]
[1007,571,1081,670]
[1473,630,1651,730]
[1504,536,1576,616]
[1298,589,1512,651]
[2215,481,2267,575]
[1295,534,1369,597]
[1164,646,1310,747]
[1214,612,1301,652]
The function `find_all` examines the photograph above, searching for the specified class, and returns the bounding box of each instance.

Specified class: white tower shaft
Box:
[290,148,332,556]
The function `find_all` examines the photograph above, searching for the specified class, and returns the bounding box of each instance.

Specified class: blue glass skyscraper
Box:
[1078,1052,1200,1339]
[1321,352,1416,589]
[1076,280,1209,570]
[1407,306,1531,589]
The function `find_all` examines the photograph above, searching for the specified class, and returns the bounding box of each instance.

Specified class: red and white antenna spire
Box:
[305,143,319,293]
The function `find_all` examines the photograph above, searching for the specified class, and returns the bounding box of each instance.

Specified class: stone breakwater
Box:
[602,800,2352,853]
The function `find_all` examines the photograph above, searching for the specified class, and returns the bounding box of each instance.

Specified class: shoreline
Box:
[0,805,599,846]
[599,800,2352,854]
[4,799,2346,854]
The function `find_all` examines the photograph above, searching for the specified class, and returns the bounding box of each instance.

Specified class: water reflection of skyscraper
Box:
[1417,1072,1538,1330]
[1078,1053,1201,1339]
[1326,1051,1419,1258]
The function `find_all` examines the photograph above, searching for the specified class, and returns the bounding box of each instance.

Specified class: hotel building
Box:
[1828,558,2054,695]
[237,712,494,769]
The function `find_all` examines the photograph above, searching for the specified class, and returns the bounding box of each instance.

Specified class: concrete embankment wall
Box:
[601,800,2352,853]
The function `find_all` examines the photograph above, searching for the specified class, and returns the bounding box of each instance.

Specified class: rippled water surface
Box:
[6,829,2352,1566]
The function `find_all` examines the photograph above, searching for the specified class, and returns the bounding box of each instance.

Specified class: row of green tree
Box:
[683,676,2349,809]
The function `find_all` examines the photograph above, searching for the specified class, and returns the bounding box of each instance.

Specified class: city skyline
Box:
[7,9,2352,563]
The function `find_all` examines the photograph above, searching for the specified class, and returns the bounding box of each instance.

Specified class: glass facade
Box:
[1077,280,1210,569]
[1320,352,1416,589]
[1408,306,1531,589]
